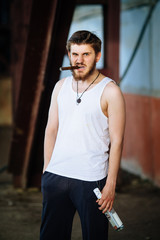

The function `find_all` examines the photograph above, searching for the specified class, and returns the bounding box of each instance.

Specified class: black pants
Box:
[40,172,108,240]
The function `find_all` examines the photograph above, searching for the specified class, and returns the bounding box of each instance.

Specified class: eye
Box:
[72,53,78,56]
[84,53,89,56]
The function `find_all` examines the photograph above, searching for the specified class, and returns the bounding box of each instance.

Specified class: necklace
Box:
[76,72,100,104]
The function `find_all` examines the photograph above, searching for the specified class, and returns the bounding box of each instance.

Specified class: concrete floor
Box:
[0,170,160,240]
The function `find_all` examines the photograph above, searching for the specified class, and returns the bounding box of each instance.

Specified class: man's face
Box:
[68,44,101,80]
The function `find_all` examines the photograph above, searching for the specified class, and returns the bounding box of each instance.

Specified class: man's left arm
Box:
[98,83,126,213]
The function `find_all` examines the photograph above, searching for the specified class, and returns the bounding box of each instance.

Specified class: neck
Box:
[76,71,100,104]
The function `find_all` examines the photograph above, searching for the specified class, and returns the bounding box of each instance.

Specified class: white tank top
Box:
[46,76,114,181]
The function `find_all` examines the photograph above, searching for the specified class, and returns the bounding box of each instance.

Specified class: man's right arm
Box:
[43,79,65,173]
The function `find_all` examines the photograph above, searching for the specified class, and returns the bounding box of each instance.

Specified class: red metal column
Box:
[103,0,120,82]
[27,0,76,187]
[8,0,59,188]
[10,0,33,116]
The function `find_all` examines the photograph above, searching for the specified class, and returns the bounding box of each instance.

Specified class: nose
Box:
[76,54,83,64]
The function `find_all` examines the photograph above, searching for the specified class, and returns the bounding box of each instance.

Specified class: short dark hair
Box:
[66,30,101,54]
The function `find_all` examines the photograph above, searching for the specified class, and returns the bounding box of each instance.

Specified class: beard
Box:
[70,59,96,81]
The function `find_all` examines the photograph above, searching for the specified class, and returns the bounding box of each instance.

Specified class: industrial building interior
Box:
[0,0,160,239]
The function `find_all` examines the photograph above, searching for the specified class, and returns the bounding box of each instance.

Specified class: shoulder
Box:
[51,78,66,98]
[99,74,121,96]
[103,80,124,101]
[54,78,66,91]
[101,79,125,112]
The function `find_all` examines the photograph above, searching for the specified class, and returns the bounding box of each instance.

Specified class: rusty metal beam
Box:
[76,0,107,3]
[10,0,33,117]
[27,0,76,187]
[8,0,59,188]
[104,0,120,81]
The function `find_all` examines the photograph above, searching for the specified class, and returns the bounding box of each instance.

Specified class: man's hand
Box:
[97,183,115,213]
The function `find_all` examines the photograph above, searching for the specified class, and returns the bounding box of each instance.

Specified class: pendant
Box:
[77,98,81,104]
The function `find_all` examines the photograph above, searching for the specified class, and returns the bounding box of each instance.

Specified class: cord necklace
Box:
[76,72,100,104]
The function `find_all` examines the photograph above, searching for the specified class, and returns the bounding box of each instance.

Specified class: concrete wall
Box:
[120,1,160,185]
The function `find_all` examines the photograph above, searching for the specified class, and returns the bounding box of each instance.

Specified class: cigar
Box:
[59,66,81,71]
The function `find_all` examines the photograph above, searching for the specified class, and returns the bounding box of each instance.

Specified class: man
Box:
[40,30,125,240]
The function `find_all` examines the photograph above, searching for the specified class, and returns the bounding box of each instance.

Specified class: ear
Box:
[96,52,101,63]
[68,51,71,59]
